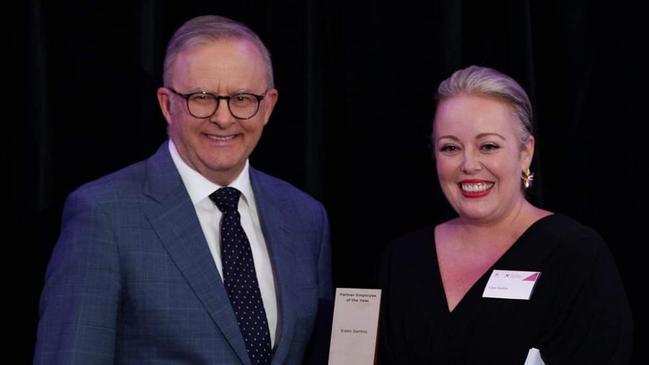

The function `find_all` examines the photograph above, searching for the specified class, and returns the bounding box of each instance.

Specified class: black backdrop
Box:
[12,0,648,363]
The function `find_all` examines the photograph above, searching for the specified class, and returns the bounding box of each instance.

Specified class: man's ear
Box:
[157,87,173,126]
[260,88,278,126]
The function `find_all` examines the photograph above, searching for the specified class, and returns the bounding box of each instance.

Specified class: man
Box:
[34,15,332,364]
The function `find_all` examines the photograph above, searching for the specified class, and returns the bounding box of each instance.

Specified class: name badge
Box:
[482,270,541,300]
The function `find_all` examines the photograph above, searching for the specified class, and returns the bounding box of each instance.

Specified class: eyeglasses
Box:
[167,87,267,120]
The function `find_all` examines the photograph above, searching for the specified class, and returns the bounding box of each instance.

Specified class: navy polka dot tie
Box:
[210,187,272,365]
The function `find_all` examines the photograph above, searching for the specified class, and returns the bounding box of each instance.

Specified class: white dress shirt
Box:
[168,141,278,346]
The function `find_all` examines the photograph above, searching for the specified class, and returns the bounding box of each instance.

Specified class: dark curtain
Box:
[14,0,647,362]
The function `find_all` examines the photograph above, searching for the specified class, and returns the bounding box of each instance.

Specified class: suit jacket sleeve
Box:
[34,188,121,365]
[303,203,334,365]
[317,203,333,302]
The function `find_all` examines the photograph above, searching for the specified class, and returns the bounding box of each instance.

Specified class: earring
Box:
[522,168,534,189]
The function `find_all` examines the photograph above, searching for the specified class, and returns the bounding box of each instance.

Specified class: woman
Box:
[378,65,632,364]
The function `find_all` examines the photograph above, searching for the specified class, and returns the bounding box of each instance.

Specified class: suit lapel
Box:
[250,168,299,364]
[141,143,251,365]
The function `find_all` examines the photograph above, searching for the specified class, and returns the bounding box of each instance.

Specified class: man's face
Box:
[157,38,278,185]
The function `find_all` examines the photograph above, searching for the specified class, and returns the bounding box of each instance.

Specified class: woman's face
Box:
[433,93,534,224]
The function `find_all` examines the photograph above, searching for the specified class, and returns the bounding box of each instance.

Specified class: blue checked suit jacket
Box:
[34,141,333,364]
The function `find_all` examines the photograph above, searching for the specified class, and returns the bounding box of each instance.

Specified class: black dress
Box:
[378,214,632,364]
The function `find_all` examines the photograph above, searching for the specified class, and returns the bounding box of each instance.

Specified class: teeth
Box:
[461,182,493,192]
[207,134,234,141]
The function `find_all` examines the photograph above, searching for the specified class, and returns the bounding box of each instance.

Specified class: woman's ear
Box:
[522,135,535,169]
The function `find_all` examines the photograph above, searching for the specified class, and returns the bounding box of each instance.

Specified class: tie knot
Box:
[210,187,241,214]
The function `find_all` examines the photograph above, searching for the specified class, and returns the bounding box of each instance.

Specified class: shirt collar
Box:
[168,140,253,206]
